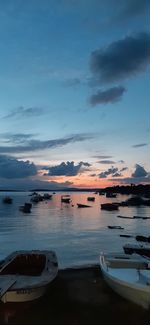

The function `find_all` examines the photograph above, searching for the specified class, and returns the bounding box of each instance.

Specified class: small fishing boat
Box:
[120,234,133,238]
[87,197,95,202]
[117,215,133,219]
[19,203,32,213]
[108,226,124,230]
[2,197,13,204]
[0,250,58,303]
[123,244,150,257]
[101,203,119,211]
[77,203,91,208]
[136,235,150,243]
[30,194,43,203]
[100,252,150,309]
[106,193,117,198]
[133,216,150,220]
[43,193,52,200]
[61,195,71,203]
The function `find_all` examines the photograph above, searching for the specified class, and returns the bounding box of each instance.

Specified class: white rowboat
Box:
[0,250,58,303]
[100,252,150,309]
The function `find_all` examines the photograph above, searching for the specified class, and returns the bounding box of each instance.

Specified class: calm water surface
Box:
[0,191,149,268]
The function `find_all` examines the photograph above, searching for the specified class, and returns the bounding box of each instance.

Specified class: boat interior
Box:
[103,255,150,285]
[105,255,150,270]
[0,254,46,276]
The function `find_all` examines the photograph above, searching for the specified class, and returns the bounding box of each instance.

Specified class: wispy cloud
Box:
[0,133,36,144]
[3,106,45,119]
[92,155,113,159]
[63,78,81,87]
[0,133,94,154]
[98,160,116,164]
[132,143,147,148]
[0,178,73,190]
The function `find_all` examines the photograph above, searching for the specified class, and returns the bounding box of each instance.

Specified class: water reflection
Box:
[0,192,150,267]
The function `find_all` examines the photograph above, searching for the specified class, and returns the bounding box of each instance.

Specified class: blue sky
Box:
[0,0,150,189]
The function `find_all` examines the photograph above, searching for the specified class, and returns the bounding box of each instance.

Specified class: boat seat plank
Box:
[0,278,16,298]
[109,268,139,283]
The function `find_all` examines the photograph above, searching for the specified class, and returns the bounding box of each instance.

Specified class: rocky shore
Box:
[0,265,149,325]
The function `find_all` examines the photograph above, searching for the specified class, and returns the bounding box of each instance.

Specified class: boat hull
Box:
[100,254,150,309]
[103,271,150,309]
[1,285,47,303]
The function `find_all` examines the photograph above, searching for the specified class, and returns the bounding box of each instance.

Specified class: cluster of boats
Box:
[1,192,150,309]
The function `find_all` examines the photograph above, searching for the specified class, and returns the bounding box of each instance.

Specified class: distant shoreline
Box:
[0,184,150,196]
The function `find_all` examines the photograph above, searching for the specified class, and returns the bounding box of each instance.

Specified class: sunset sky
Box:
[0,0,150,189]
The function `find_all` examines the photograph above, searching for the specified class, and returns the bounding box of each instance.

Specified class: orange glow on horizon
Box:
[42,174,122,188]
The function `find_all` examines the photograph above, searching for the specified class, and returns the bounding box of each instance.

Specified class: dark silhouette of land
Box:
[0,184,150,197]
[31,184,150,197]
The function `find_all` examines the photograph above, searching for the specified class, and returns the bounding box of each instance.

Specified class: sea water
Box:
[0,191,149,268]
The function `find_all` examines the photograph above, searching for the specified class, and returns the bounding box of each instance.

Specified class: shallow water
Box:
[0,191,149,268]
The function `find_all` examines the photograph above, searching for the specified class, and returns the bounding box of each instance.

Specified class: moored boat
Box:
[117,215,133,219]
[77,203,91,208]
[2,197,13,204]
[0,250,58,303]
[106,193,117,198]
[87,197,95,202]
[43,193,52,200]
[101,203,119,211]
[100,252,150,309]
[123,244,150,257]
[108,226,124,230]
[19,203,32,213]
[61,195,71,203]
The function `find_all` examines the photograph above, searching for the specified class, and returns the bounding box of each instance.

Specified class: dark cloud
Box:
[119,0,150,19]
[3,106,45,119]
[0,133,94,154]
[90,32,150,84]
[132,164,148,178]
[132,143,147,148]
[90,173,97,177]
[111,163,149,184]
[98,160,116,164]
[112,175,150,184]
[0,155,37,179]
[99,166,118,178]
[43,161,91,177]
[1,133,36,144]
[90,86,126,106]
[120,167,128,172]
[92,155,113,159]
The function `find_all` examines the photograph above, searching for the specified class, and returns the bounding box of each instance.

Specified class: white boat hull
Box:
[100,253,150,309]
[103,272,150,309]
[1,285,47,303]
